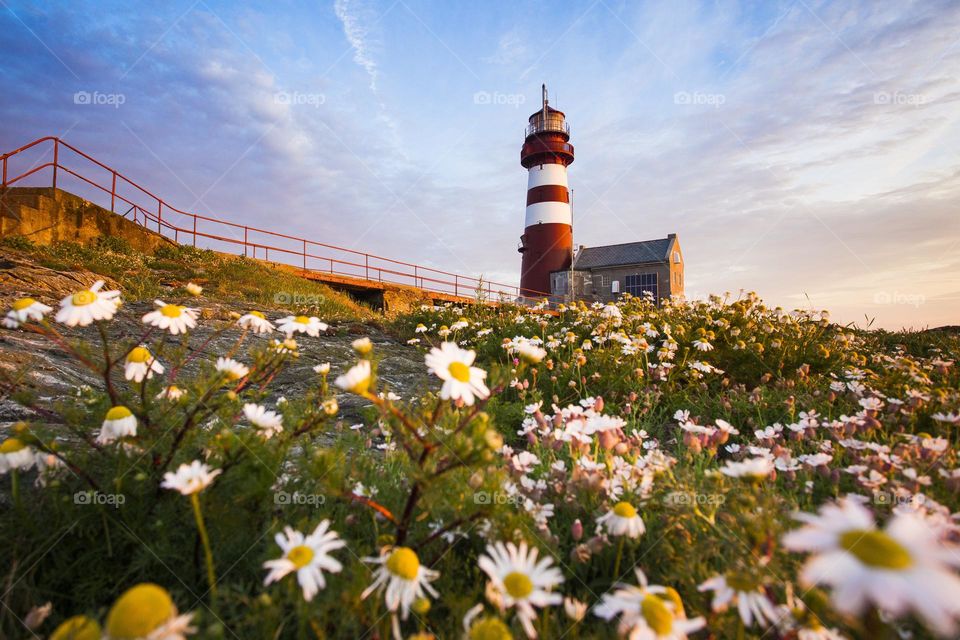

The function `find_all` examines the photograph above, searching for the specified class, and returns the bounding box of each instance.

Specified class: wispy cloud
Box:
[334,0,380,91]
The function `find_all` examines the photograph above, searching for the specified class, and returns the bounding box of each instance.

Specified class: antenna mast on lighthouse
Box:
[517,84,575,298]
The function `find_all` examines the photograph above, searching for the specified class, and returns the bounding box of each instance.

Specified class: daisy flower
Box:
[597,502,646,539]
[313,362,331,375]
[3,297,52,328]
[277,315,328,337]
[721,457,775,480]
[161,461,221,495]
[237,311,274,334]
[352,337,373,354]
[156,385,186,401]
[142,300,198,335]
[462,605,513,639]
[564,597,588,622]
[335,360,372,395]
[262,521,346,601]
[515,341,547,364]
[215,357,249,381]
[601,304,622,319]
[55,280,121,327]
[594,569,705,639]
[124,346,164,383]
[362,546,439,620]
[478,540,563,638]
[424,342,489,406]
[104,583,195,640]
[49,615,101,640]
[0,438,35,473]
[783,496,960,636]
[97,406,137,444]
[698,574,779,628]
[243,403,284,438]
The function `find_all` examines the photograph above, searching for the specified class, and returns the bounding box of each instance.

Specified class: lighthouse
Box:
[518,84,575,298]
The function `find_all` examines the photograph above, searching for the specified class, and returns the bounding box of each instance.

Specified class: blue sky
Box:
[2,0,959,328]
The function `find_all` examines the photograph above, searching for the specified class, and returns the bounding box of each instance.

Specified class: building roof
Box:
[573,236,675,270]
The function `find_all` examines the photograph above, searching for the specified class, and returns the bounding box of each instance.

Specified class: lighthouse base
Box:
[519,223,572,298]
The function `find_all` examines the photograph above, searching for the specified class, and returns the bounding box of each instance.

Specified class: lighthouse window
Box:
[625,273,658,298]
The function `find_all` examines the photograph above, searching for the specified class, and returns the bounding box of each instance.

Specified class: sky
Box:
[1,0,958,329]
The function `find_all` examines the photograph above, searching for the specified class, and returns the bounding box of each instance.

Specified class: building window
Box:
[673,251,681,263]
[625,273,658,298]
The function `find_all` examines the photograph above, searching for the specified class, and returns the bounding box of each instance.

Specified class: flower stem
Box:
[613,536,625,578]
[190,493,217,599]
[11,469,20,511]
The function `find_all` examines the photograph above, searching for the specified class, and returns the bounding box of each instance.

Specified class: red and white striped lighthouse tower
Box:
[518,84,575,297]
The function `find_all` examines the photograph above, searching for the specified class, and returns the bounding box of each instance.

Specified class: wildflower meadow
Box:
[2,283,959,639]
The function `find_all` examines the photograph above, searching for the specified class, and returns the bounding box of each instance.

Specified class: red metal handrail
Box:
[1,136,554,301]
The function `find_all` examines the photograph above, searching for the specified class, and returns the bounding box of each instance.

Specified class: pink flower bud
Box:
[571,519,583,541]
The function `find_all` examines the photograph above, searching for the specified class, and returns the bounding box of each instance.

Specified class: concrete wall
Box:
[0,187,173,254]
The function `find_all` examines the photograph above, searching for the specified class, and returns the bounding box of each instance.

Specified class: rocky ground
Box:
[0,250,430,433]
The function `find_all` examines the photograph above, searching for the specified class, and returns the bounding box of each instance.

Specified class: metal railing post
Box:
[2,155,7,186]
[110,171,116,211]
[455,275,458,297]
[303,239,306,270]
[192,215,197,246]
[157,201,162,234]
[52,139,59,189]
[244,227,248,257]
[365,255,369,280]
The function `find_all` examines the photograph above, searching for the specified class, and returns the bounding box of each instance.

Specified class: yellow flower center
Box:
[51,615,101,640]
[503,571,533,599]
[0,438,26,453]
[250,311,265,319]
[469,617,514,640]
[641,594,674,636]
[160,304,184,318]
[295,315,310,324]
[127,347,152,363]
[839,529,913,569]
[71,290,97,306]
[385,547,420,580]
[106,406,133,421]
[287,545,314,569]
[613,502,637,518]
[12,298,36,311]
[105,583,175,639]
[448,361,471,382]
